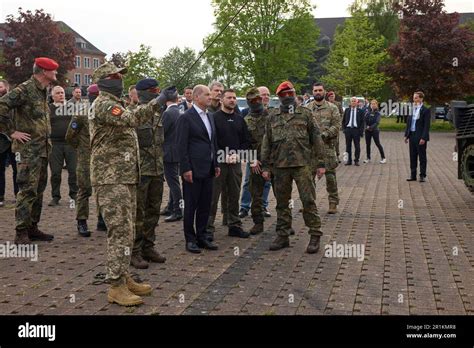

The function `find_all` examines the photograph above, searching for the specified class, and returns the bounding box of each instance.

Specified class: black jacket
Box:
[162,104,181,163]
[343,107,365,135]
[176,106,219,179]
[365,110,382,132]
[404,105,431,141]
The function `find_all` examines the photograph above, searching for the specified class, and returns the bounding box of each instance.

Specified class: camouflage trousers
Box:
[75,156,92,220]
[325,168,339,205]
[133,175,163,255]
[273,166,322,237]
[15,155,48,230]
[49,143,78,201]
[95,184,137,286]
[249,171,266,225]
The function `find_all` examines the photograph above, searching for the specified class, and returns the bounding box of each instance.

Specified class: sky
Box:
[1,0,473,59]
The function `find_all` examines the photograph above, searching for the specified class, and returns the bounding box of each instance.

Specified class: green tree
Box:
[322,11,388,97]
[123,44,160,90]
[158,47,207,93]
[204,0,320,92]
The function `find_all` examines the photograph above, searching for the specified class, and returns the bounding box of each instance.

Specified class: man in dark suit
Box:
[405,91,431,182]
[342,97,365,166]
[162,95,183,222]
[176,85,221,253]
[178,86,193,113]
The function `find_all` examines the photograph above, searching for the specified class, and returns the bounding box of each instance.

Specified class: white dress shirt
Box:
[193,104,212,140]
[347,107,358,128]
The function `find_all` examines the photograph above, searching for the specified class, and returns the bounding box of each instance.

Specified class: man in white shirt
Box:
[342,97,365,166]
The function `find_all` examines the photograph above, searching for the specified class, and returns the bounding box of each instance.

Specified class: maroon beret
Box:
[34,57,59,71]
[87,84,99,95]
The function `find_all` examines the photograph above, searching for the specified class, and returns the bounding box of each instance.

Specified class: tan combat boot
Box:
[107,283,143,306]
[328,202,338,214]
[126,275,152,296]
[250,223,263,235]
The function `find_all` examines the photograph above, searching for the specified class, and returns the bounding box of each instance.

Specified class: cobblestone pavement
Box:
[0,131,472,315]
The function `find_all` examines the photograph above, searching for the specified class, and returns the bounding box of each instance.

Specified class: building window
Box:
[84,74,92,85]
[93,58,100,69]
[75,56,81,68]
[74,73,81,86]
[84,57,91,69]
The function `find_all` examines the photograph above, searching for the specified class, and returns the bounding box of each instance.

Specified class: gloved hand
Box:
[321,132,328,141]
[157,86,178,106]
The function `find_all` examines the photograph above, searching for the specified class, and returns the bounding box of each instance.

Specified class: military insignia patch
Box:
[111,106,123,116]
[71,121,78,129]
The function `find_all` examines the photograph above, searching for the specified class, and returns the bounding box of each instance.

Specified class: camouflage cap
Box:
[92,62,128,83]
[245,87,260,100]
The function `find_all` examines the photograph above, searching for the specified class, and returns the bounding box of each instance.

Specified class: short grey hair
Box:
[33,64,44,75]
[209,81,224,91]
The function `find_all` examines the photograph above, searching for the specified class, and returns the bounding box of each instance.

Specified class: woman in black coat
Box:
[363,99,386,164]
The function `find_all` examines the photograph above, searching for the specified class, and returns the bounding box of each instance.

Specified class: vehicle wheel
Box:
[460,144,474,192]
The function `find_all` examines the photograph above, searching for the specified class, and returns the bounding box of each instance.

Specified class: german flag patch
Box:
[111,106,123,116]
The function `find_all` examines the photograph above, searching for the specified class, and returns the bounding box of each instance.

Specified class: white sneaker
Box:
[0,201,4,207]
[363,159,371,164]
[380,159,387,164]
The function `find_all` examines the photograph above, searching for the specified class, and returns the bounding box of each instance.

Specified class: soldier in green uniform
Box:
[0,57,58,244]
[130,78,167,269]
[307,83,341,214]
[244,87,270,235]
[327,91,343,162]
[261,81,326,254]
[90,62,169,306]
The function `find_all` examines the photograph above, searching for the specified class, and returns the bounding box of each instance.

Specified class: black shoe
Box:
[48,198,60,207]
[206,232,214,242]
[164,213,182,222]
[97,215,107,231]
[289,228,295,236]
[77,220,91,237]
[345,162,352,166]
[160,208,172,216]
[419,176,426,182]
[406,177,417,181]
[354,161,360,166]
[197,239,218,250]
[28,225,54,241]
[263,208,271,218]
[238,209,249,218]
[186,242,201,254]
[228,226,250,239]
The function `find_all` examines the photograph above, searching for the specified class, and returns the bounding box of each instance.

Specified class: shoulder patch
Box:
[70,121,78,130]
[110,105,123,116]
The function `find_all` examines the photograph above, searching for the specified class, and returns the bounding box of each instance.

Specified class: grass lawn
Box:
[378,117,455,132]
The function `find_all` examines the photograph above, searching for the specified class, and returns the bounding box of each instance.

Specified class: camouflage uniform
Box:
[332,100,344,158]
[307,100,341,205]
[133,105,164,256]
[65,101,92,221]
[261,105,325,237]
[90,90,159,286]
[0,76,51,232]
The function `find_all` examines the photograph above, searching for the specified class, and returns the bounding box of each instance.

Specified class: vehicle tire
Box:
[460,144,474,192]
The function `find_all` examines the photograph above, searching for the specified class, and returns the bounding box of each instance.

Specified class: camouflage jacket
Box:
[66,112,91,163]
[135,103,164,177]
[307,100,341,169]
[245,109,269,161]
[89,91,159,186]
[0,76,51,158]
[261,105,325,172]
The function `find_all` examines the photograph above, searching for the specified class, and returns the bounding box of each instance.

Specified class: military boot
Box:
[250,223,263,235]
[142,248,166,263]
[14,228,31,244]
[130,253,149,269]
[77,220,91,237]
[28,225,54,241]
[107,283,143,306]
[126,275,152,296]
[269,235,290,251]
[96,214,107,231]
[328,202,338,214]
[306,235,321,254]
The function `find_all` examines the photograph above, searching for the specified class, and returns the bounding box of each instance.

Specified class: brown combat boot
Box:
[131,253,149,269]
[306,235,321,254]
[328,202,338,214]
[250,223,263,235]
[269,235,290,251]
[107,283,143,306]
[14,228,31,244]
[126,275,152,296]
[28,225,54,241]
[142,249,166,263]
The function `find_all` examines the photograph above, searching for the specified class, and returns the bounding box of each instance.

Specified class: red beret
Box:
[34,57,59,71]
[276,81,295,96]
[87,84,99,95]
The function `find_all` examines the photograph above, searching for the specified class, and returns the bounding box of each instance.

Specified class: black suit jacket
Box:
[162,104,181,163]
[176,106,219,179]
[404,105,431,142]
[179,100,192,113]
[342,107,365,135]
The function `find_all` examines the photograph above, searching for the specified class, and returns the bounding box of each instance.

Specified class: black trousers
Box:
[345,128,361,163]
[164,162,182,214]
[182,176,214,244]
[409,133,427,178]
[0,148,18,200]
[365,130,385,160]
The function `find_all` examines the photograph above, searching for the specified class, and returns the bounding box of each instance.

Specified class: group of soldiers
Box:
[0,57,344,306]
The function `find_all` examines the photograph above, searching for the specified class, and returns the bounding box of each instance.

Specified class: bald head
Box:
[193,85,211,110]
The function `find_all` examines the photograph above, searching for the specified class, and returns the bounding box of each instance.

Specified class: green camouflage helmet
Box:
[246,87,260,100]
[92,62,128,83]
